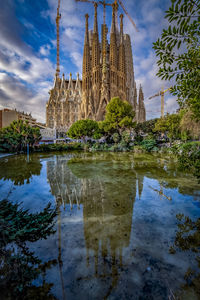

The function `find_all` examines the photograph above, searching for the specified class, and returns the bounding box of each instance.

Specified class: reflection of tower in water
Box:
[46,155,144,297]
[47,155,82,209]
[82,174,136,297]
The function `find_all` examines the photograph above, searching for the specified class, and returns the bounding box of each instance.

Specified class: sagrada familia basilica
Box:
[46,2,146,130]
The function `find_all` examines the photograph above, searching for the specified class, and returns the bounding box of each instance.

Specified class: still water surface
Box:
[0,152,200,299]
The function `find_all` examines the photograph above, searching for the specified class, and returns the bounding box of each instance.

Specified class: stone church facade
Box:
[46,4,146,130]
[46,72,82,130]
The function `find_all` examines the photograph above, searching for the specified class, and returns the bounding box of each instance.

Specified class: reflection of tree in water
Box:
[169,214,200,299]
[0,155,42,185]
[0,196,57,299]
[133,153,200,197]
[47,153,141,298]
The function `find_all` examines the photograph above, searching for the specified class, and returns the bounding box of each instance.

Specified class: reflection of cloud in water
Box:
[43,152,200,300]
[46,153,138,299]
[62,216,83,223]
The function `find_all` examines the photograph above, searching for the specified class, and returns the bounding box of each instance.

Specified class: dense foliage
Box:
[36,142,83,152]
[153,0,200,120]
[172,141,200,182]
[180,110,200,140]
[153,110,200,142]
[0,120,41,153]
[100,97,135,135]
[154,113,182,141]
[0,198,57,299]
[67,119,101,140]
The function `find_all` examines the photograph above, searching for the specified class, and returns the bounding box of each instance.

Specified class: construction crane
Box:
[118,0,138,32]
[56,0,61,75]
[148,87,171,118]
[75,0,138,31]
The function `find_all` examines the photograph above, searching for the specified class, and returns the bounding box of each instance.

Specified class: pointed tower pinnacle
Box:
[61,73,66,90]
[120,14,124,44]
[68,72,73,90]
[53,73,60,89]
[138,84,146,122]
[93,3,98,34]
[84,14,89,45]
[82,13,91,82]
[75,72,81,90]
[139,84,144,107]
[111,3,116,34]
[92,3,100,68]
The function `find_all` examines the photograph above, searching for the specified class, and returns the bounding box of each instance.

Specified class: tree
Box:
[180,109,200,140]
[0,120,41,153]
[154,113,182,142]
[153,0,200,120]
[0,198,57,299]
[67,119,101,141]
[101,97,135,135]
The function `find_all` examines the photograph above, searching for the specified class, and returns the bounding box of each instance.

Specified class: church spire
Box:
[120,14,124,45]
[61,73,66,90]
[84,13,89,45]
[68,72,73,90]
[111,3,116,34]
[93,3,98,34]
[118,14,126,99]
[138,85,146,123]
[92,3,100,68]
[82,14,91,79]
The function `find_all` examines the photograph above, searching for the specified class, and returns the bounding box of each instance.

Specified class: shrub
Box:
[36,142,83,152]
[141,139,157,152]
[173,142,200,182]
[112,133,120,143]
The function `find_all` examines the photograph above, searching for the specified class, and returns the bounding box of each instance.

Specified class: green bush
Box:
[172,142,200,182]
[121,130,131,144]
[0,120,41,153]
[36,142,83,152]
[112,132,120,143]
[67,119,101,140]
[141,139,157,152]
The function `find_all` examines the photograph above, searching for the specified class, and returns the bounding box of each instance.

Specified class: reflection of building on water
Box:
[46,155,145,297]
[47,156,82,209]
[82,177,135,297]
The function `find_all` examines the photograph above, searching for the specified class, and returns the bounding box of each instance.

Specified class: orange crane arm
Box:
[149,87,171,99]
[75,0,95,3]
[148,92,161,100]
[163,87,171,93]
[118,0,138,32]
[75,0,138,31]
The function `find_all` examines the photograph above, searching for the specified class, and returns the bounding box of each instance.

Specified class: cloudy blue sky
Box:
[0,0,178,123]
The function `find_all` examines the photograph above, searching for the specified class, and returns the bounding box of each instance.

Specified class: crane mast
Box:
[56,0,61,75]
[75,0,138,31]
[148,87,171,118]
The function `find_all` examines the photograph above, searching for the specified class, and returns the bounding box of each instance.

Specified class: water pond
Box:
[0,152,200,299]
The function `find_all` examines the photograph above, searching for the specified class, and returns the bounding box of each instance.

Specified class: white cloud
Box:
[0,72,50,122]
[0,0,178,123]
[69,52,82,74]
[40,44,51,56]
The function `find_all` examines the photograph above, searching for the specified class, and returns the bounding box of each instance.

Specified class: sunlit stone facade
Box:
[46,5,146,129]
